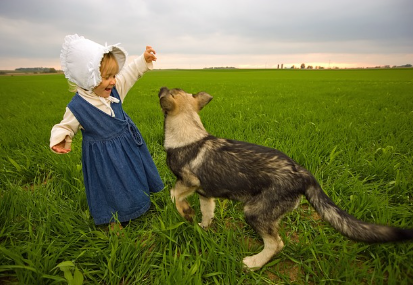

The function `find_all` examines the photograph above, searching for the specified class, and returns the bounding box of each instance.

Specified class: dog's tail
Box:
[304,183,413,242]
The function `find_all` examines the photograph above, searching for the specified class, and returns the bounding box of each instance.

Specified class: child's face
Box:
[93,53,119,98]
[93,73,116,98]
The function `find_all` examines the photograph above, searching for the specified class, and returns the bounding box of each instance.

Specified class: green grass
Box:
[1,69,413,284]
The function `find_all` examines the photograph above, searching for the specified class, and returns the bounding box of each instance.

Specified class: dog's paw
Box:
[243,255,264,271]
[198,217,213,229]
[198,222,210,229]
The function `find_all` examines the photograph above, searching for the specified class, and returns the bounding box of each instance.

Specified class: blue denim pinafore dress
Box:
[68,88,164,225]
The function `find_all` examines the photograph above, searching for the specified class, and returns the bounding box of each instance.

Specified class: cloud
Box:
[0,0,412,69]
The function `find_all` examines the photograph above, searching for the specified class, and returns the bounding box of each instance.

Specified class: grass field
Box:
[1,69,412,284]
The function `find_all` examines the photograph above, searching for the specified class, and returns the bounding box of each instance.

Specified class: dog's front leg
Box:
[170,180,197,222]
[199,195,215,228]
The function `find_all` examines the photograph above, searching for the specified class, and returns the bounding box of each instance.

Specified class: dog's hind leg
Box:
[199,195,215,228]
[171,180,198,222]
[241,197,299,270]
[242,222,284,270]
[241,194,301,270]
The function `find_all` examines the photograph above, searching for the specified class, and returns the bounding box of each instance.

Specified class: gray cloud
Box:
[0,0,412,69]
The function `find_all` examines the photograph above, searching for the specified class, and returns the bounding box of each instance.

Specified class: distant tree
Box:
[301,63,305,69]
[15,67,57,73]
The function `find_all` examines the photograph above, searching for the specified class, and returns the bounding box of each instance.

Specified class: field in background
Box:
[1,69,412,284]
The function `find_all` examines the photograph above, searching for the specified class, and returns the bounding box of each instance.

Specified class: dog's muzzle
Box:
[158,87,169,99]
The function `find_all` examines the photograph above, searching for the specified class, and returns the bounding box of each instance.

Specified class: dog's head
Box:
[158,87,213,116]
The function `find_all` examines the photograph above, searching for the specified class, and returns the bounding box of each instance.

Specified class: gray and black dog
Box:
[158,87,413,270]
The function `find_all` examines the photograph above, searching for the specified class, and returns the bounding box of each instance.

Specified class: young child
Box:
[50,34,164,227]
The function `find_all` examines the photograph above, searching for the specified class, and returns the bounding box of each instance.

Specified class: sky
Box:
[1,0,412,70]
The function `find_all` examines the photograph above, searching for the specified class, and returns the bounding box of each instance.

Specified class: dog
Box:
[158,87,413,270]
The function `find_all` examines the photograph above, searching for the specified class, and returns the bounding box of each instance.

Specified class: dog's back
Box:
[167,134,311,202]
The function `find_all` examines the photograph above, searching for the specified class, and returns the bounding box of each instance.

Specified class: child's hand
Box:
[52,137,71,154]
[144,46,157,63]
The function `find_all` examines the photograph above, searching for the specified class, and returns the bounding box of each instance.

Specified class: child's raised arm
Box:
[144,46,157,63]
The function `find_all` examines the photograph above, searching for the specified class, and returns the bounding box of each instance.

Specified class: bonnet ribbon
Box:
[103,42,122,53]
[87,62,98,88]
[98,96,120,117]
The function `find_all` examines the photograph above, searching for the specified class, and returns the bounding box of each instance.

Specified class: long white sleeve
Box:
[49,107,80,152]
[116,54,153,101]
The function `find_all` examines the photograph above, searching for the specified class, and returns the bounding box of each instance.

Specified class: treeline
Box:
[15,67,58,73]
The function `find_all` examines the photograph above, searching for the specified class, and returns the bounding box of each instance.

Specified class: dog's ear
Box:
[160,96,175,113]
[193,92,213,110]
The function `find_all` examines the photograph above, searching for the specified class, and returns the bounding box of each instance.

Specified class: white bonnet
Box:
[60,34,128,90]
